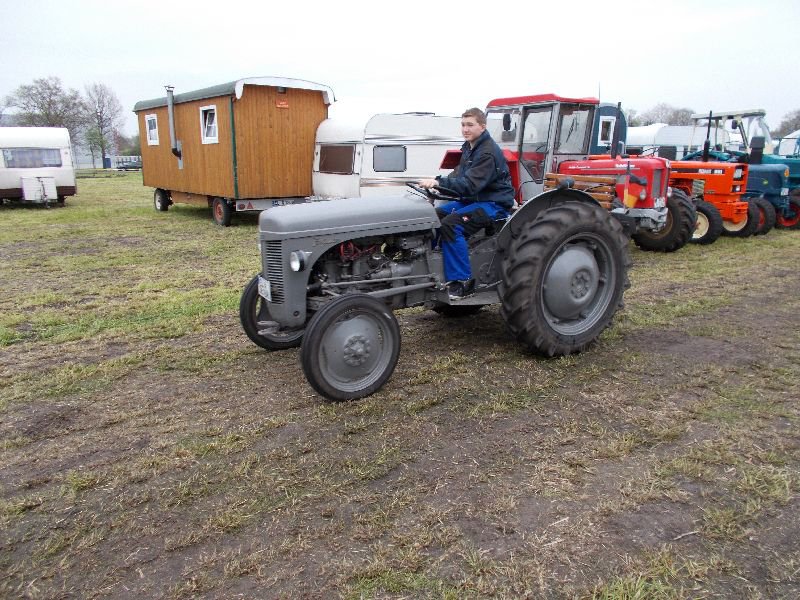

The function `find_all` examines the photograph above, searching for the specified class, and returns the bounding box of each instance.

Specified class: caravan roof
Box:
[691,109,766,121]
[315,113,463,145]
[133,76,335,111]
[0,127,71,148]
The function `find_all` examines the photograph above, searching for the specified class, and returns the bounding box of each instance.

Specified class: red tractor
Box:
[468,95,694,252]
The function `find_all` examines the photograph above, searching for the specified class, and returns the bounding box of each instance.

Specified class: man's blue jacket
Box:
[435,129,515,210]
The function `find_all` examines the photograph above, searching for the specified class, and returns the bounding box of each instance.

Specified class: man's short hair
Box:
[462,107,487,126]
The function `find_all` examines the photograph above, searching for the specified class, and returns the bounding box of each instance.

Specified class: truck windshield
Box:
[555,106,593,154]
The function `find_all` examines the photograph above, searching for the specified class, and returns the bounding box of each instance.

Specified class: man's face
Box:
[461,117,486,144]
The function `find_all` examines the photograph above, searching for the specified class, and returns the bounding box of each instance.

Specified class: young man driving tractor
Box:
[419,107,515,298]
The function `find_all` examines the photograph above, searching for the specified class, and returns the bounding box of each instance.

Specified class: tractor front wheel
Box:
[776,195,800,229]
[301,294,401,401]
[499,201,630,356]
[239,275,304,350]
[691,200,723,245]
[752,196,776,235]
[632,188,696,252]
[721,200,759,237]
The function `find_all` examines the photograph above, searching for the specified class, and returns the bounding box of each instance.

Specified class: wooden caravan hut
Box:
[133,77,335,225]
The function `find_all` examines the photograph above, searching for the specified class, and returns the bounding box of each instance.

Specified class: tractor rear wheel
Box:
[632,188,695,252]
[301,294,401,401]
[721,200,759,237]
[239,275,304,350]
[752,196,776,235]
[498,201,630,356]
[691,200,723,245]
[775,195,800,229]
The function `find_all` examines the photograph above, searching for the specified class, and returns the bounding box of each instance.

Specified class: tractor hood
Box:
[258,194,440,241]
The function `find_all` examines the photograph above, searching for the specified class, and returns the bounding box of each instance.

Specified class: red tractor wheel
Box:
[776,195,800,230]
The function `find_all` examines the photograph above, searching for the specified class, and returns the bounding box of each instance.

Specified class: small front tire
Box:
[301,294,401,401]
[632,188,696,252]
[239,275,304,350]
[752,196,776,235]
[691,200,723,245]
[721,200,759,237]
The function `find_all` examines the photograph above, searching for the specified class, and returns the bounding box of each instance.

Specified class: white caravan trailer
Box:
[0,127,77,204]
[312,113,462,198]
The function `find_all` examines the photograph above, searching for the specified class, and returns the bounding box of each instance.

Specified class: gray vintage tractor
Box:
[240,184,632,401]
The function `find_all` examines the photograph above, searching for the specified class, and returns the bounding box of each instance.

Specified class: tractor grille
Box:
[263,241,285,304]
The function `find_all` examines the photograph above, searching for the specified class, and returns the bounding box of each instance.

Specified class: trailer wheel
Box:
[301,294,400,401]
[212,197,232,227]
[721,200,759,237]
[752,196,776,235]
[632,188,695,252]
[154,189,170,212]
[691,200,723,245]
[775,195,800,229]
[498,201,630,356]
[239,275,304,350]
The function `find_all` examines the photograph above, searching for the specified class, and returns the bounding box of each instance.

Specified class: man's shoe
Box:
[447,278,475,299]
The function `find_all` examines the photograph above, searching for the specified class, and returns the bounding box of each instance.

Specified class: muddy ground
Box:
[1,182,799,599]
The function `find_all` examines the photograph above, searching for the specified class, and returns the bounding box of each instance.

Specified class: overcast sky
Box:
[2,0,798,137]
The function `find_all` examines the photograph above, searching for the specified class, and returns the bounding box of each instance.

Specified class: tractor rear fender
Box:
[497,188,601,252]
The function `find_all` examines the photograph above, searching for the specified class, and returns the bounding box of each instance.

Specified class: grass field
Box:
[1,174,799,598]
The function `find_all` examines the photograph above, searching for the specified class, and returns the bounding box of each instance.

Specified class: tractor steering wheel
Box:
[406,182,460,202]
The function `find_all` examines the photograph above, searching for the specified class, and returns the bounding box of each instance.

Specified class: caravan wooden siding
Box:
[138,98,235,198]
[234,86,328,198]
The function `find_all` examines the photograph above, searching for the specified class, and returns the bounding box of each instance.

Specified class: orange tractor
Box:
[668,159,757,244]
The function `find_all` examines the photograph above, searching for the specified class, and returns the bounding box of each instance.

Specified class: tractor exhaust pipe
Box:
[701,110,712,162]
[611,102,623,159]
[165,85,182,159]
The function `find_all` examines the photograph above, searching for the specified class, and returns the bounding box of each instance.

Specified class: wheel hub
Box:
[543,245,599,320]
[343,334,371,366]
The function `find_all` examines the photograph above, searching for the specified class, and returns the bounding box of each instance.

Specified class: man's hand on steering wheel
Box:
[407,181,460,202]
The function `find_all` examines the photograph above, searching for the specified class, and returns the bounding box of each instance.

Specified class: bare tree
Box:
[773,109,800,137]
[4,76,87,141]
[638,103,695,126]
[84,83,124,168]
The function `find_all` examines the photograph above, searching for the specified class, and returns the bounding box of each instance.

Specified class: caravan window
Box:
[200,105,218,144]
[373,146,406,172]
[599,117,616,145]
[319,144,355,174]
[146,114,159,145]
[2,148,62,168]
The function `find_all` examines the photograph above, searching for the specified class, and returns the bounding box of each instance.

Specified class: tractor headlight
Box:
[734,167,744,179]
[289,250,311,272]
[639,190,647,201]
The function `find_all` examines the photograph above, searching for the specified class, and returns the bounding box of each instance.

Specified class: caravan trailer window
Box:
[145,114,159,145]
[2,148,62,168]
[319,144,355,174]
[200,105,218,144]
[373,146,406,172]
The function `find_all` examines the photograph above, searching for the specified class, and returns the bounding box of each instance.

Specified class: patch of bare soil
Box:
[2,252,799,599]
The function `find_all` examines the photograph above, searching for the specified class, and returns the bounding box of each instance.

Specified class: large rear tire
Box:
[239,275,304,350]
[498,201,630,356]
[691,200,723,245]
[721,200,759,237]
[301,294,401,401]
[632,188,696,252]
[775,195,800,230]
[752,196,776,235]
